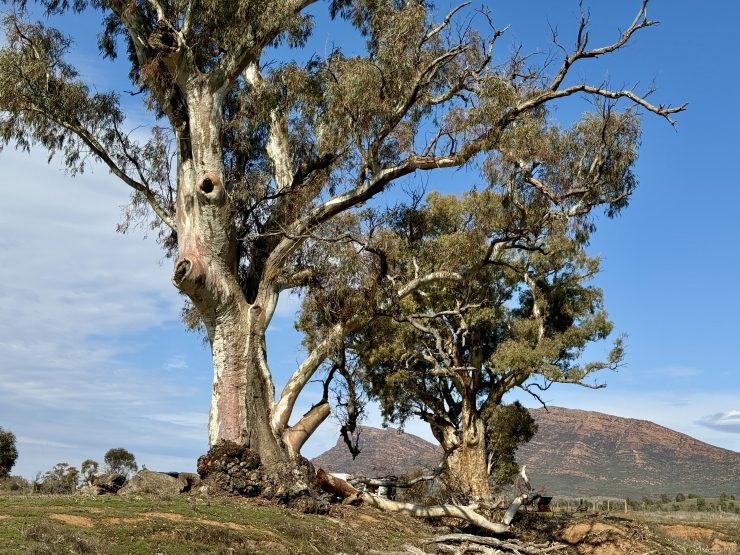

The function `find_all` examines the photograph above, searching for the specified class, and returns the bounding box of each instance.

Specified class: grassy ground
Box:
[628,511,740,555]
[0,494,435,554]
[2,494,738,554]
[516,509,740,554]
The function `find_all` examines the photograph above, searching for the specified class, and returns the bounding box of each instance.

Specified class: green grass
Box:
[2,494,738,554]
[0,494,434,554]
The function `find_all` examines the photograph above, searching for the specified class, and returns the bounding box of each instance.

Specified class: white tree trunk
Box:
[171,87,287,463]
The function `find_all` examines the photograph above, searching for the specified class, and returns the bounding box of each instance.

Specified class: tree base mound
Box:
[196,441,328,514]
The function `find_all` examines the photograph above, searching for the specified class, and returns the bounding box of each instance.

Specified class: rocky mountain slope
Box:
[311,426,441,477]
[520,406,740,497]
[312,407,740,496]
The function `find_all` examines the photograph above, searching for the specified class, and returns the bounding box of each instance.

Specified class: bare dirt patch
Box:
[102,516,146,525]
[560,522,625,543]
[49,514,94,528]
[710,538,738,553]
[144,511,185,521]
[0,515,11,520]
[102,512,254,533]
[659,524,716,542]
[355,513,381,524]
[196,518,248,531]
[558,520,648,555]
[102,512,185,525]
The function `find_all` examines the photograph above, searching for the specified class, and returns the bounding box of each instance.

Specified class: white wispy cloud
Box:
[164,356,190,371]
[654,366,702,378]
[697,411,740,434]
[0,149,209,477]
[17,437,79,449]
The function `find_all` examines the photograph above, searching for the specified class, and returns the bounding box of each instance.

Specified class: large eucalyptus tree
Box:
[302,188,627,500]
[0,0,682,481]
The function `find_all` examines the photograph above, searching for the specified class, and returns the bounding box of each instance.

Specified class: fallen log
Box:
[316,465,545,535]
[317,467,510,534]
[359,493,511,535]
[316,468,360,502]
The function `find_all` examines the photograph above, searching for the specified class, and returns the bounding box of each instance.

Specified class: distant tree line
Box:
[0,435,138,495]
[625,492,738,514]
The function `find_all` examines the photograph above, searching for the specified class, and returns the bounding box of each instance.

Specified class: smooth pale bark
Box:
[171,87,286,463]
[283,402,331,455]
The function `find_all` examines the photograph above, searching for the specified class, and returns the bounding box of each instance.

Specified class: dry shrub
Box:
[0,475,31,494]
[24,521,102,555]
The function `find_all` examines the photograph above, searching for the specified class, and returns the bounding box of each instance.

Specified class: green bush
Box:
[80,459,99,484]
[0,427,18,477]
[103,448,137,477]
[34,463,79,494]
[0,475,31,494]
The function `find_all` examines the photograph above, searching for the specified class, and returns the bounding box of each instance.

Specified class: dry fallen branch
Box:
[360,493,511,535]
[316,468,510,534]
[355,474,438,488]
[429,534,567,555]
[316,468,361,503]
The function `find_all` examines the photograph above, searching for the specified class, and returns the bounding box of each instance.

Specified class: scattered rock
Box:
[118,470,180,496]
[78,484,103,496]
[176,472,201,493]
[92,473,127,493]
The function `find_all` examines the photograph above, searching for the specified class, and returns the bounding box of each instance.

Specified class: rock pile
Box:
[197,440,329,513]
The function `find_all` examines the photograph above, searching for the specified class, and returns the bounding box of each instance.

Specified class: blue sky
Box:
[1,1,739,479]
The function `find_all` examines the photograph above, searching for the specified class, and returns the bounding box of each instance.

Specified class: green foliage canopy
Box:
[0,0,683,459]
[103,447,137,476]
[0,426,18,477]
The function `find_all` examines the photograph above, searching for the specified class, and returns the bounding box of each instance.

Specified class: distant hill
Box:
[312,407,740,496]
[519,406,740,497]
[311,426,441,477]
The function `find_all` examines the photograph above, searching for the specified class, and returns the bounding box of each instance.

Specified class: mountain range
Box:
[311,406,740,497]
